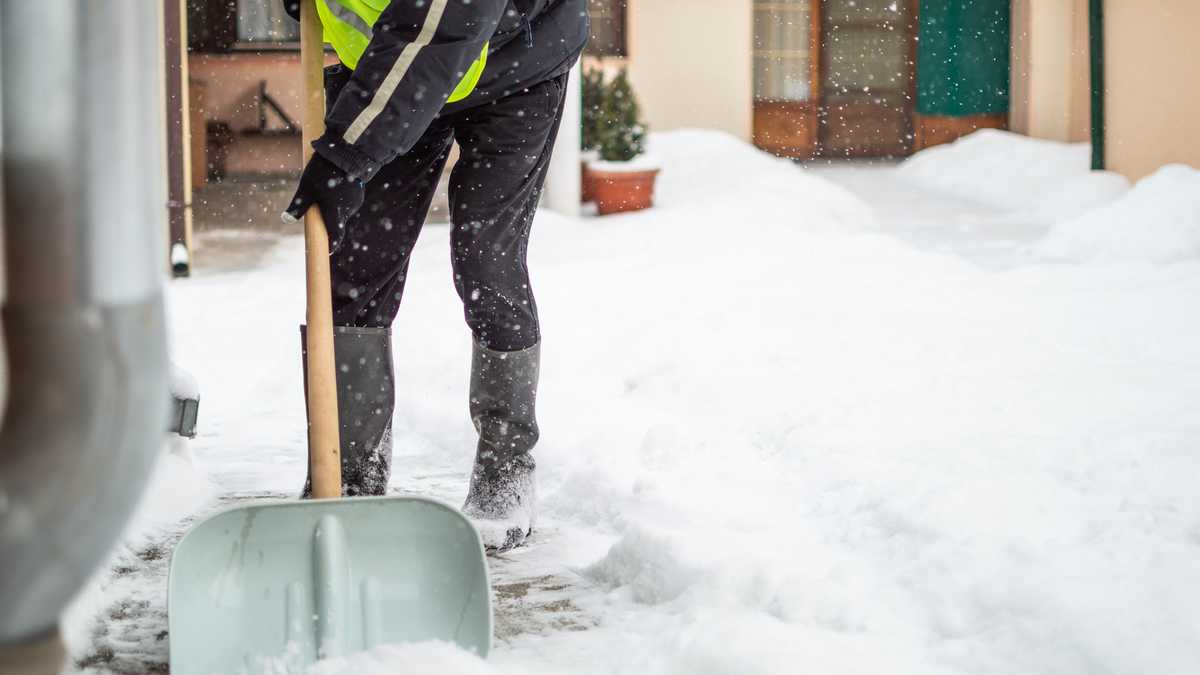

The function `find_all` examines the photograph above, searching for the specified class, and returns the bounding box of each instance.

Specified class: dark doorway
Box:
[818,0,918,158]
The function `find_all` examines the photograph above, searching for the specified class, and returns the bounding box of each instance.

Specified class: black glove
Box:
[282,154,365,255]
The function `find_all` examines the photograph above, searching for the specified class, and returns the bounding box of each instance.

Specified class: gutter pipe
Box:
[0,2,169,670]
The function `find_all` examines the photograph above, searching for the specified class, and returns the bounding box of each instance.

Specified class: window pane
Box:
[754,0,812,102]
[823,27,908,99]
[586,0,626,57]
[188,1,237,52]
[237,0,300,43]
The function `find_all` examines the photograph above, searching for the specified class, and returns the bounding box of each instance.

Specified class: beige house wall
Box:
[625,0,753,142]
[1009,0,1089,143]
[1067,0,1091,143]
[189,52,342,177]
[189,53,306,131]
[1008,0,1030,134]
[1012,0,1200,179]
[1105,0,1200,180]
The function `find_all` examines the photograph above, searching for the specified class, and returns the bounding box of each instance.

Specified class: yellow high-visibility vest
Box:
[315,0,487,103]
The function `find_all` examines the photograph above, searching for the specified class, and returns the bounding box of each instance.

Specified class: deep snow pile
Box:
[1038,164,1200,263]
[901,129,1200,264]
[648,129,871,229]
[899,129,1130,223]
[77,128,1200,674]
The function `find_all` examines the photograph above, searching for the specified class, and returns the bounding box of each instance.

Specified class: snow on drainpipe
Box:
[0,2,169,671]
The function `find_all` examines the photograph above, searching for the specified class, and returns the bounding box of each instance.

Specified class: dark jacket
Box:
[286,0,588,180]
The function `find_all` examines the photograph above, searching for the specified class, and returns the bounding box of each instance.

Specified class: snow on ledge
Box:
[588,153,663,173]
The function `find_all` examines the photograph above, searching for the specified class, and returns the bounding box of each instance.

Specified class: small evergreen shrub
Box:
[581,66,606,153]
[596,69,646,163]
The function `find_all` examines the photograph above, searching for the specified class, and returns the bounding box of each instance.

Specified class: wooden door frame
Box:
[165,0,194,277]
[810,0,822,112]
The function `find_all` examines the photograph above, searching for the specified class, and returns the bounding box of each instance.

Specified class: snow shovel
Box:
[167,3,491,672]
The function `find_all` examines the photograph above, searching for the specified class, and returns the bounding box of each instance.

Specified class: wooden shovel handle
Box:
[301,0,342,499]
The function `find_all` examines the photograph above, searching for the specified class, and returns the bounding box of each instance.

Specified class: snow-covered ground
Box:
[70,130,1200,673]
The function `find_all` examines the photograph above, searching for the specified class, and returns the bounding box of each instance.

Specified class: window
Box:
[237,0,300,44]
[753,0,813,102]
[188,0,237,52]
[585,0,627,58]
[188,0,299,52]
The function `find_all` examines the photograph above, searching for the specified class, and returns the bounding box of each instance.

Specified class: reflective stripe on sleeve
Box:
[327,0,374,38]
[343,0,450,144]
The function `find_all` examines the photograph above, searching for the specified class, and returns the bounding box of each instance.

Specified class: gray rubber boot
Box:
[462,341,540,552]
[301,325,395,497]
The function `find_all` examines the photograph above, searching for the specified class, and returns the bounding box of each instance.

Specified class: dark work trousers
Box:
[325,65,568,352]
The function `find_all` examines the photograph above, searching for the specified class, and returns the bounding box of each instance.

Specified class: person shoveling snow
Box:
[280,0,588,551]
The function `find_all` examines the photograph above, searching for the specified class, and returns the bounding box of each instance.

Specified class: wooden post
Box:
[300,0,343,499]
[163,0,194,276]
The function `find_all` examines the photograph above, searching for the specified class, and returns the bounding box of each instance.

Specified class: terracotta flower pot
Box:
[588,166,660,215]
[581,159,597,203]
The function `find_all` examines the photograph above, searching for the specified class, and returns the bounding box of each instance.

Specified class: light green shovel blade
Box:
[168,496,491,674]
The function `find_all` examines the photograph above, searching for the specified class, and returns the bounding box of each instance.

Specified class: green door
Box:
[915,0,1010,118]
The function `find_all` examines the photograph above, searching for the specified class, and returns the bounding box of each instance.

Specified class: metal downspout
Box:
[0,1,169,668]
[1089,0,1105,170]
